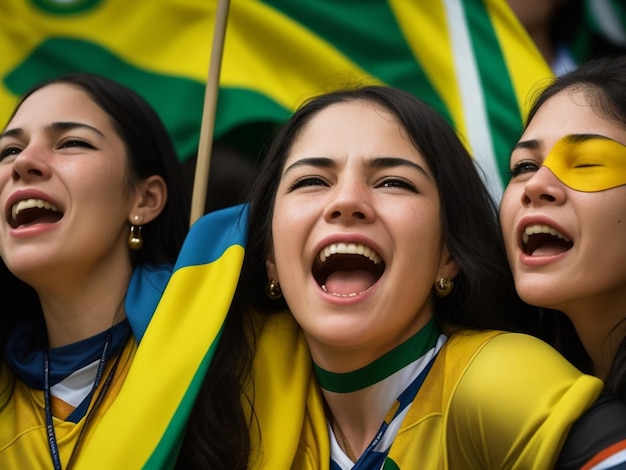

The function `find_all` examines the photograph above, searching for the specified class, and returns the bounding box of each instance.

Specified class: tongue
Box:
[324,270,376,295]
[530,240,570,257]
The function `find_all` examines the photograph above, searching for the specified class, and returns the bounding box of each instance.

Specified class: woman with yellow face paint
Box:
[500,55,626,407]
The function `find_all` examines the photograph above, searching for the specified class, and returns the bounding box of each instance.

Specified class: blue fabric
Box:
[5,320,129,389]
[124,203,249,343]
[175,203,248,270]
[125,264,172,342]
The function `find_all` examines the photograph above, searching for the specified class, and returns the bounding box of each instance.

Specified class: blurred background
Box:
[1,0,624,214]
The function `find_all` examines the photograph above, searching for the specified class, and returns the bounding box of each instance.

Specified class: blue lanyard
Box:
[44,332,112,470]
[334,353,437,470]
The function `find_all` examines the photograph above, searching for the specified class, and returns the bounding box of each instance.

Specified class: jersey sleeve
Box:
[446,332,604,469]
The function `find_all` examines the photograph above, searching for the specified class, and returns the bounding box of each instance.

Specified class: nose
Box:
[323,179,375,224]
[11,144,52,182]
[521,165,566,207]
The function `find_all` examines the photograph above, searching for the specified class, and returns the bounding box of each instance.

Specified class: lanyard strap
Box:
[44,332,112,470]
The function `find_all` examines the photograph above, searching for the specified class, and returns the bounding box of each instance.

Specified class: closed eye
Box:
[573,163,601,168]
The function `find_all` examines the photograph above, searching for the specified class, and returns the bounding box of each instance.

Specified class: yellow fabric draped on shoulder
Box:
[247,310,329,469]
[247,323,604,469]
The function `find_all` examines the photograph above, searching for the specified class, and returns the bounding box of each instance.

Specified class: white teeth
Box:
[320,283,367,297]
[12,198,59,220]
[319,242,382,264]
[522,224,570,245]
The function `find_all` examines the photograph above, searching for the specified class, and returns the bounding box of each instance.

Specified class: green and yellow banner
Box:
[1,0,562,200]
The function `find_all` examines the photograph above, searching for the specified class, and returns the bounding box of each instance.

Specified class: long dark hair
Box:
[523,54,626,402]
[181,85,531,468]
[0,73,189,406]
[244,85,528,329]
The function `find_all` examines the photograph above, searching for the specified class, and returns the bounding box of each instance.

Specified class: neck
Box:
[318,319,439,461]
[561,298,626,380]
[36,267,132,348]
[326,388,381,460]
[582,324,625,381]
[314,318,437,392]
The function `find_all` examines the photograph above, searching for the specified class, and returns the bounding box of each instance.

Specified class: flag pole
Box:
[189,0,231,226]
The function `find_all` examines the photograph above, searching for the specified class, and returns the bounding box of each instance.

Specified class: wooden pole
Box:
[189,0,231,226]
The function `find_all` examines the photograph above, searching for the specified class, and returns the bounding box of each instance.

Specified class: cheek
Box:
[401,217,444,268]
[270,208,301,278]
[499,192,518,234]
[0,167,13,194]
[499,185,515,215]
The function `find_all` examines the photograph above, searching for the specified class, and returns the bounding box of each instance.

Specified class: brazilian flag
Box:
[2,0,626,198]
[76,204,249,469]
[1,0,561,202]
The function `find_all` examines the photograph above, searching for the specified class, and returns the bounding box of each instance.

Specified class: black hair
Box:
[182,85,531,468]
[246,85,528,328]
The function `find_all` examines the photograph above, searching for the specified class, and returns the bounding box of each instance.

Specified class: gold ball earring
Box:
[434,277,454,298]
[266,279,282,299]
[128,215,143,250]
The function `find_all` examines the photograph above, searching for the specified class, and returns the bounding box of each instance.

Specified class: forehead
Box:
[7,83,111,131]
[523,89,626,145]
[286,101,422,165]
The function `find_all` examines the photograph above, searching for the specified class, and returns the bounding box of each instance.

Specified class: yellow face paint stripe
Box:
[543,136,626,192]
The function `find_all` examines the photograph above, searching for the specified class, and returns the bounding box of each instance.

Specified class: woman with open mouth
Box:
[501,54,626,445]
[0,74,188,469]
[193,85,626,468]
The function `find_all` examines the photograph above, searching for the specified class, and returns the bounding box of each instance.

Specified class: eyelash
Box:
[59,139,95,149]
[288,176,418,193]
[510,160,540,178]
[377,177,417,192]
[288,176,328,191]
[0,139,95,161]
[0,146,21,161]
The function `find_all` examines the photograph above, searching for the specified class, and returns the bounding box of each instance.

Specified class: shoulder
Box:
[463,331,591,379]
[444,331,603,468]
[449,330,601,392]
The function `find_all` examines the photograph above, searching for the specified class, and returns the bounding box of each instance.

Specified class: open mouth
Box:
[9,198,63,229]
[522,224,573,256]
[312,242,385,297]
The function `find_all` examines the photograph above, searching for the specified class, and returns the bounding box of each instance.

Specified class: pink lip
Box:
[515,215,572,266]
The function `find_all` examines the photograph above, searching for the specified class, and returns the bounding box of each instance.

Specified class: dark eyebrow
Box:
[513,139,540,151]
[282,157,334,176]
[48,122,105,136]
[368,157,430,179]
[282,156,430,179]
[0,128,22,140]
[0,121,105,140]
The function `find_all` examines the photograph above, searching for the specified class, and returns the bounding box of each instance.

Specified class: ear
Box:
[436,244,460,281]
[128,175,167,225]
[265,248,278,283]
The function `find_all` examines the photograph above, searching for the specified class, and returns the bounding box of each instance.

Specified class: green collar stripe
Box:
[314,318,439,393]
